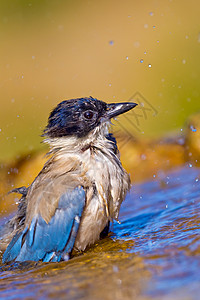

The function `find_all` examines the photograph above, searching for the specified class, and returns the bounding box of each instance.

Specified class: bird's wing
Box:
[3,186,85,263]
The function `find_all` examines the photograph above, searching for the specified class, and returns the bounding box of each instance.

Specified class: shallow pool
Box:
[0,166,200,300]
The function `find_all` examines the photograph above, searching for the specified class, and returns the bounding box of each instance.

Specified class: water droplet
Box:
[126,56,129,60]
[140,59,144,63]
[109,40,114,45]
[190,125,197,132]
[149,12,154,16]
[189,163,193,168]
[180,128,183,132]
[141,154,146,160]
[148,64,152,68]
[113,265,119,272]
[108,83,111,87]
[153,174,156,178]
[177,138,184,146]
[144,51,147,54]
[165,204,168,209]
[153,25,156,29]
[17,115,20,118]
[195,178,199,182]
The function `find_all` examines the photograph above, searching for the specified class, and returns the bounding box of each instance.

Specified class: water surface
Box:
[0,166,200,299]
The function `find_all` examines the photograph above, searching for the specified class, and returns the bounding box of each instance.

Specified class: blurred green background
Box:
[0,0,200,161]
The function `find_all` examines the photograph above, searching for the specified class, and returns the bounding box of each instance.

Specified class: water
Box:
[0,166,200,299]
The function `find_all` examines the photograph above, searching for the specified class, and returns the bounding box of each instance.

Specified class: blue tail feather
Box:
[3,186,85,263]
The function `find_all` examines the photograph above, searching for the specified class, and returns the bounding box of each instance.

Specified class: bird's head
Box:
[43,97,137,138]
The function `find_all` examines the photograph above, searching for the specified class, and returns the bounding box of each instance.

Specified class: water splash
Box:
[190,125,197,132]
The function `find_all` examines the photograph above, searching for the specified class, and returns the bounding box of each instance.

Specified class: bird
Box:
[1,96,137,263]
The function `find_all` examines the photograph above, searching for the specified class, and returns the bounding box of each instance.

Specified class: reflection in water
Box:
[0,166,200,299]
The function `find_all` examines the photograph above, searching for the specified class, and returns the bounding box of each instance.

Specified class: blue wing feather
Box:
[3,186,85,263]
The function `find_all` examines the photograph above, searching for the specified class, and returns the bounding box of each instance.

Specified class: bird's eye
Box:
[83,110,94,120]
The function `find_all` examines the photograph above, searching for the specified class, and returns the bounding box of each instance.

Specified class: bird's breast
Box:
[74,145,130,251]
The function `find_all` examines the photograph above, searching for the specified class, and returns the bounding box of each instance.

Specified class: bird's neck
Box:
[44,122,116,156]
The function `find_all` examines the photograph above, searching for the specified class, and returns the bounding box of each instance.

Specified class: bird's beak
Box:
[106,102,137,119]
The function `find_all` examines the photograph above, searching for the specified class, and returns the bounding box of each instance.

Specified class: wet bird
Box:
[1,97,137,263]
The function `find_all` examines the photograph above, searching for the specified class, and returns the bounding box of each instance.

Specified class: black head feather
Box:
[43,97,137,138]
[43,97,107,138]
